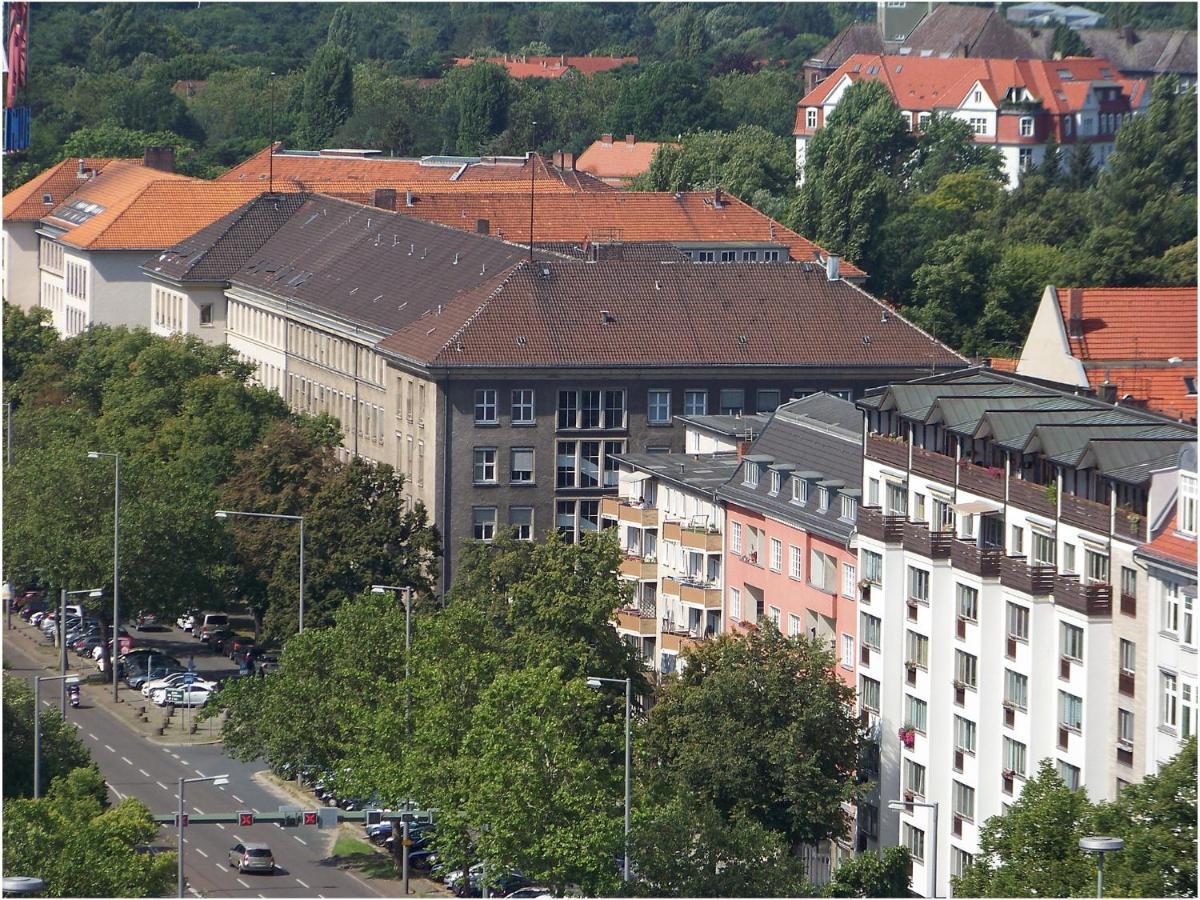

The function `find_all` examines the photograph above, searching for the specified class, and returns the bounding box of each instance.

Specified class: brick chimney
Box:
[1067,288,1084,338]
[736,439,752,461]
[625,134,636,146]
[476,218,490,235]
[372,188,396,211]
[143,146,175,173]
[601,133,613,145]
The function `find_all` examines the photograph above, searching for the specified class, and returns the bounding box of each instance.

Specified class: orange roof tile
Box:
[386,191,866,277]
[453,55,637,78]
[987,357,1020,372]
[576,137,669,181]
[3,157,139,223]
[1138,512,1197,571]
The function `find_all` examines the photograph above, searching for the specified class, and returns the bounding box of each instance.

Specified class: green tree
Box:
[611,61,714,140]
[2,675,94,799]
[904,112,1004,195]
[634,124,795,205]
[826,846,913,898]
[1051,23,1091,58]
[709,68,805,135]
[2,303,59,391]
[449,60,511,155]
[907,230,1000,351]
[297,41,354,149]
[59,122,194,163]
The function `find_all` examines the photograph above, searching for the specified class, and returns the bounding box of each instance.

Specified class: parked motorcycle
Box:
[68,683,81,708]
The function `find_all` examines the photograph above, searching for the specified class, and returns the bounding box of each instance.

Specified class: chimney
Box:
[560,54,565,67]
[405,190,414,208]
[143,146,175,172]
[714,187,724,208]
[1099,379,1117,404]
[826,254,840,281]
[563,151,575,170]
[77,158,89,180]
[601,133,613,145]
[552,150,565,168]
[1067,287,1084,338]
[736,439,752,461]
[372,188,396,211]
[1122,25,1137,44]
[625,134,636,146]
[476,218,490,235]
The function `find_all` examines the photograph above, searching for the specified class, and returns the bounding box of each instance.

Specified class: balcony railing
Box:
[1114,508,1145,543]
[911,445,956,482]
[957,461,1005,501]
[859,507,905,543]
[662,576,681,597]
[616,608,657,636]
[865,433,909,468]
[660,621,702,654]
[1008,478,1055,518]
[602,496,657,528]
[999,556,1056,595]
[679,580,723,608]
[618,556,658,580]
[1060,493,1109,533]
[903,521,953,559]
[681,527,723,552]
[950,541,1002,577]
[1054,575,1113,617]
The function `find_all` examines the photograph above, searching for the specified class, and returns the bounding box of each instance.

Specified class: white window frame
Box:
[509,447,535,484]
[472,506,497,541]
[511,389,535,425]
[683,389,707,416]
[474,389,498,425]
[806,108,818,128]
[473,447,497,484]
[647,389,671,425]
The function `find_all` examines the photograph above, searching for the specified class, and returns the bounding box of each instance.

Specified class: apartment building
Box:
[854,367,1195,897]
[794,54,1148,188]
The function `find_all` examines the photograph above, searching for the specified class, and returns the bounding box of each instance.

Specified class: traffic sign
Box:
[182,673,197,686]
[365,809,383,826]
[175,813,189,827]
[238,811,254,827]
[302,811,318,826]
[166,688,185,704]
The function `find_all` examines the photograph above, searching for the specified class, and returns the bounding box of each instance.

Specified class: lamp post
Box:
[889,799,940,898]
[59,588,103,713]
[215,510,305,632]
[1080,836,1124,898]
[371,584,412,728]
[33,672,81,797]
[86,450,121,702]
[177,773,230,897]
[586,675,632,883]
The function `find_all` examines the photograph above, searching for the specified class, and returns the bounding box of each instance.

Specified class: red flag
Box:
[6,2,29,109]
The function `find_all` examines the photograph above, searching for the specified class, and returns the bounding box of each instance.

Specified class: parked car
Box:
[126,658,183,690]
[200,625,234,649]
[227,636,258,660]
[195,613,230,639]
[503,888,553,899]
[443,863,485,889]
[152,682,213,708]
[19,600,48,620]
[175,611,197,632]
[407,850,440,871]
[134,610,159,631]
[142,671,215,698]
[228,842,275,874]
[254,655,280,676]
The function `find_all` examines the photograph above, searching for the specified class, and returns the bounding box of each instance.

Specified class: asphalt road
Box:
[5,622,383,899]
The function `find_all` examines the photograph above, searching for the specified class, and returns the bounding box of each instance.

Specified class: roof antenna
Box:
[529,120,538,264]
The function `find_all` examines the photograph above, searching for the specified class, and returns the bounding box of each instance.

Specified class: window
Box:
[1004,736,1027,776]
[604,390,625,429]
[951,848,974,880]
[1118,708,1134,745]
[1060,623,1084,662]
[1011,524,1024,555]
[973,89,983,103]
[509,507,533,541]
[906,695,928,733]
[199,303,214,326]
[1019,147,1034,172]
[887,482,908,516]
[860,676,881,712]
[918,111,931,130]
[472,507,497,541]
[719,389,744,415]
[789,546,803,580]
[1062,542,1076,574]
[1183,681,1196,738]
[861,613,881,650]
[510,448,534,484]
[842,563,856,598]
[579,390,602,428]
[512,389,535,424]
[720,250,737,262]
[579,499,600,533]
[557,441,577,488]
[1007,602,1030,641]
[1186,595,1195,648]
[756,389,781,412]
[969,117,987,134]
[1059,691,1083,731]
[1032,531,1056,567]
[1019,116,1034,136]
[1085,549,1109,585]
[473,448,497,483]
[683,389,707,416]
[903,758,926,796]
[1121,566,1137,600]
[1057,760,1081,791]
[1163,583,1181,633]
[863,549,882,584]
[909,566,930,602]
[810,549,837,592]
[867,477,880,506]
[647,389,671,425]
[902,824,925,863]
[557,390,578,429]
[1005,669,1028,709]
[1181,472,1197,535]
[789,613,801,637]
[769,470,781,496]
[806,108,817,128]
[906,630,929,668]
[729,587,741,621]
[1162,671,1179,728]
[953,781,976,821]
[474,389,498,424]
[841,495,858,521]
[731,521,743,555]
[768,605,781,626]
[769,538,782,572]
[842,634,854,668]
[791,476,808,505]
[743,461,759,487]
[955,716,977,753]
[955,651,978,689]
[957,584,978,622]
[580,441,600,488]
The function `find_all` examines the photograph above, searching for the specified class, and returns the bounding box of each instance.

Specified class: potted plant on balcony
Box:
[1044,483,1057,504]
[898,726,916,748]
[1001,767,1015,779]
[903,788,915,801]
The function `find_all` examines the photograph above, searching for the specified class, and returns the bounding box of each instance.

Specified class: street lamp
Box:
[215,510,305,632]
[177,773,230,897]
[59,588,102,713]
[1080,835,1124,898]
[33,672,81,797]
[586,675,632,883]
[889,798,940,898]
[371,585,412,727]
[86,451,121,702]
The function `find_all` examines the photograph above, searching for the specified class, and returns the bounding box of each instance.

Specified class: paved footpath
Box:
[5,619,386,899]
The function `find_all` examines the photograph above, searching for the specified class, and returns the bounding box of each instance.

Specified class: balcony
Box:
[951,541,1002,577]
[865,433,909,468]
[602,496,657,528]
[1008,477,1055,518]
[619,556,658,580]
[660,622,701,654]
[616,608,658,637]
[903,521,953,559]
[910,445,956,483]
[679,581,723,608]
[1114,507,1146,543]
[859,507,905,543]
[1000,556,1056,595]
[957,461,1005,501]
[681,527,723,552]
[1060,493,1109,533]
[1054,575,1113,617]
[662,521,682,543]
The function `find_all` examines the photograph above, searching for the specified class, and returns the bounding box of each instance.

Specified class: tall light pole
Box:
[1080,836,1124,898]
[177,773,230,896]
[215,510,305,632]
[59,588,102,713]
[33,673,80,797]
[889,799,940,898]
[587,675,632,883]
[371,584,412,728]
[86,451,120,702]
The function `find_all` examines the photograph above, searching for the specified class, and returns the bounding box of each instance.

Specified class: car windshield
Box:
[207,615,229,626]
[245,848,272,857]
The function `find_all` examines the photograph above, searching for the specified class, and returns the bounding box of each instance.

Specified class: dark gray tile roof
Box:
[675,413,769,440]
[617,452,740,495]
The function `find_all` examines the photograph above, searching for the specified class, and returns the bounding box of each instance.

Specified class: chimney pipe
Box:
[372,188,396,211]
[714,187,724,208]
[1099,380,1117,404]
[602,133,613,145]
[736,440,751,461]
[143,146,175,173]
[1067,287,1084,338]
[625,134,635,146]
[826,254,840,281]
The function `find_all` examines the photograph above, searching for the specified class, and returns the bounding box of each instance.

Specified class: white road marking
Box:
[121,756,133,765]
[195,769,206,777]
[180,759,190,765]
[189,889,201,898]
[156,781,169,791]
[216,823,226,830]
[231,794,244,804]
[104,744,115,752]
[218,785,226,791]
[292,835,307,845]
[295,879,309,889]
[163,747,172,753]
[88,732,98,740]
[195,848,208,858]
[215,863,228,873]
[139,768,150,777]
[110,786,126,800]
[237,878,250,888]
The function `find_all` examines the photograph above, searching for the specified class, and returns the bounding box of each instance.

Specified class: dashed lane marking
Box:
[295,879,309,889]
[236,878,250,889]
[231,795,244,804]
[195,848,208,858]
[216,823,226,830]
[195,769,206,777]
[156,781,169,791]
[292,836,306,845]
[215,864,228,873]
[189,889,201,898]
[139,768,150,777]
[121,756,133,765]
[110,786,126,800]
[104,744,115,752]
[180,759,190,766]
[88,732,98,740]
[194,807,204,815]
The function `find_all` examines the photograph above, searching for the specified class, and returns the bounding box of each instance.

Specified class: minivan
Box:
[195,613,229,638]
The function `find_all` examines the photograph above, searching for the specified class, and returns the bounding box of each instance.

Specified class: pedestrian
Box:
[240,649,252,676]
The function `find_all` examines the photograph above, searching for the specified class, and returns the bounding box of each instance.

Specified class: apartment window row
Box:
[229,300,283,347]
[556,440,625,489]
[395,434,426,489]
[473,447,537,485]
[152,286,187,334]
[39,237,64,275]
[39,280,64,315]
[64,305,87,338]
[357,399,386,448]
[1161,583,1196,648]
[287,322,379,383]
[397,376,429,428]
[555,389,627,430]
[472,505,535,542]
[64,259,87,300]
[1161,671,1197,738]
[556,498,601,543]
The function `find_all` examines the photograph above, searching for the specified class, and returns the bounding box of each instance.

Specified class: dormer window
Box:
[842,495,858,521]
[818,487,830,512]
[744,462,759,487]
[1181,472,1197,537]
[1019,117,1033,136]
[792,476,808,505]
[973,89,983,103]
[769,471,781,496]
[806,108,818,129]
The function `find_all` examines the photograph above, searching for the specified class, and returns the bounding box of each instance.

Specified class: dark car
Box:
[204,628,235,652]
[18,599,48,619]
[254,655,280,676]
[227,636,258,660]
[407,850,439,871]
[134,610,159,631]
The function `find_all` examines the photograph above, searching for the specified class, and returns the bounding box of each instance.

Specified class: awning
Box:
[954,499,1001,515]
[626,471,653,482]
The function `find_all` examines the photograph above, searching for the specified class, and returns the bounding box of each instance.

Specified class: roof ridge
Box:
[433,263,525,359]
[842,275,967,366]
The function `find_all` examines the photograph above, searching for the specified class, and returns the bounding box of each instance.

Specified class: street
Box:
[4,622,383,899]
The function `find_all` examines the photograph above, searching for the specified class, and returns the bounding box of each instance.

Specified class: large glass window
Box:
[603,390,625,429]
[472,507,497,541]
[647,389,671,425]
[953,781,975,821]
[954,715,976,753]
[906,630,929,668]
[1005,669,1028,709]
[509,507,533,541]
[1180,472,1197,536]
[474,389,498,424]
[955,651,978,689]
[511,389,535,424]
[1162,671,1179,728]
[1007,602,1030,641]
[903,824,925,862]
[1061,623,1084,662]
[510,448,534,483]
[860,676,881,712]
[908,567,929,602]
[1057,760,1081,790]
[957,584,978,622]
[903,759,926,796]
[473,448,497,483]
[906,694,928,733]
[862,550,883,584]
[1059,691,1083,731]
[861,613,881,650]
[683,389,707,416]
[1003,737,1027,776]
[719,389,744,415]
[1032,531,1056,567]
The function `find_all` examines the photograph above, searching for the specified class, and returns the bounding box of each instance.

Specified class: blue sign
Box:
[182,673,197,685]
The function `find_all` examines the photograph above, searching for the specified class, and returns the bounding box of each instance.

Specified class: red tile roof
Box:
[3,157,139,223]
[795,53,1146,132]
[453,55,637,78]
[1137,512,1197,572]
[987,357,1020,372]
[576,137,668,181]
[1057,287,1198,422]
[378,259,962,369]
[386,191,866,277]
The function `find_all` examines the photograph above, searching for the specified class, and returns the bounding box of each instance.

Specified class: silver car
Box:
[228,842,275,873]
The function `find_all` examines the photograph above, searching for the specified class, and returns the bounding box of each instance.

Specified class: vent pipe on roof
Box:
[713,187,724,209]
[1067,287,1084,338]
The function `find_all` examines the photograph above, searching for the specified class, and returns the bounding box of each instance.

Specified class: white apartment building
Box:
[855,368,1195,897]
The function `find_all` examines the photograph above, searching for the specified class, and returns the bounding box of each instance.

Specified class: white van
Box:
[195,613,229,638]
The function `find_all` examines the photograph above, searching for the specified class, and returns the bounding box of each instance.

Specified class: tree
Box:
[449,60,511,155]
[906,230,1000,351]
[904,112,1004,195]
[3,303,59,391]
[709,69,804,135]
[1066,140,1098,190]
[1051,23,1090,58]
[59,122,195,163]
[611,61,714,140]
[296,41,354,149]
[2,675,94,800]
[827,846,913,898]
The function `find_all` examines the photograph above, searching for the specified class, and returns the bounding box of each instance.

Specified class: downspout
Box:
[441,375,453,598]
[353,343,360,458]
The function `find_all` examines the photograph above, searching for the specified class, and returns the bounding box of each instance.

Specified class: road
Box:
[4,623,382,899]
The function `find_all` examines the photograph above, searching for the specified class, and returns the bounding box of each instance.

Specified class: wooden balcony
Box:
[957,461,1005,501]
[910,445,955,483]
[999,556,1055,595]
[681,527,722,552]
[859,507,905,544]
[903,521,953,559]
[1008,477,1056,518]
[679,581,722,608]
[1113,508,1146,543]
[866,433,909,468]
[616,608,658,636]
[1060,493,1109,533]
[950,541,1001,577]
[1054,575,1113,617]
[619,557,658,580]
[602,496,657,528]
